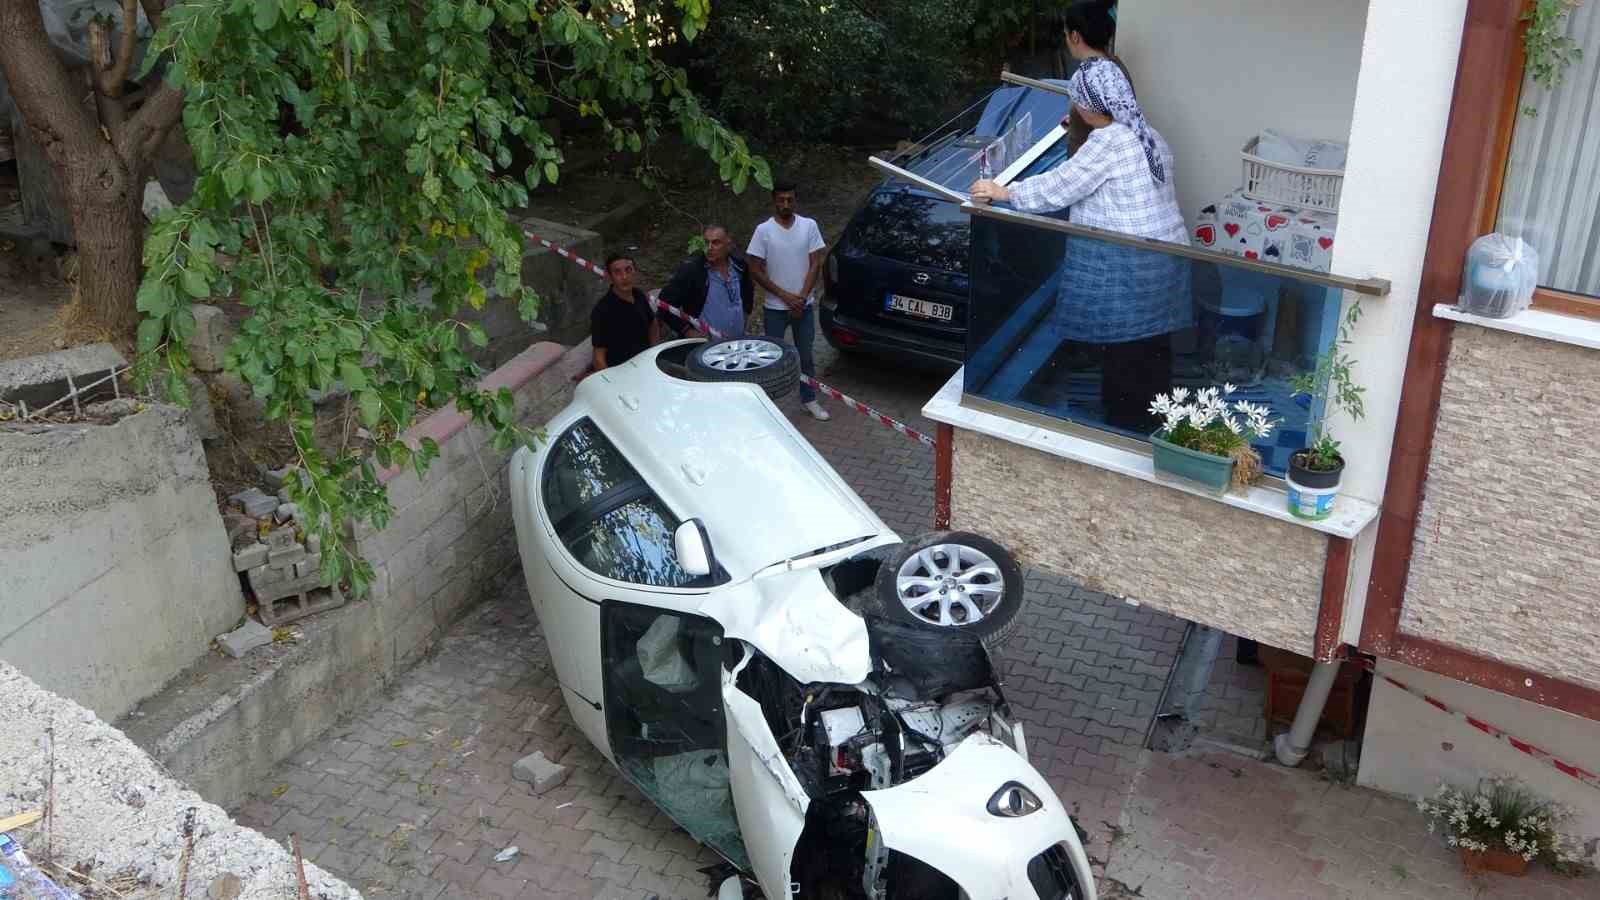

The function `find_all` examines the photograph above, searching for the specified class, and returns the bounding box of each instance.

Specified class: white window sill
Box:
[1433,304,1600,351]
[923,370,1380,541]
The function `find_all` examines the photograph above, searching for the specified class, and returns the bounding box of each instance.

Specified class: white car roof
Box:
[575,345,892,580]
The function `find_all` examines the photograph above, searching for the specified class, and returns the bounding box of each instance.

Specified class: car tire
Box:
[874,531,1025,648]
[684,337,801,400]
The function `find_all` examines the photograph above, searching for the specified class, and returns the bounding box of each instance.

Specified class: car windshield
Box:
[848,190,971,274]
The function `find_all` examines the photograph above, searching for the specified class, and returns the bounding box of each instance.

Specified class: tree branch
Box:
[139,0,164,31]
[117,80,185,162]
[0,0,104,166]
[96,0,142,98]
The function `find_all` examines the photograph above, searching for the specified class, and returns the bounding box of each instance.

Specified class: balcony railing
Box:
[961,202,1389,479]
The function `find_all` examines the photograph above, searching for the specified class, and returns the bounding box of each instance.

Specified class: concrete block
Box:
[269,544,307,567]
[274,502,300,524]
[190,304,230,372]
[264,465,293,490]
[217,619,272,658]
[222,513,259,550]
[247,565,283,590]
[234,489,278,518]
[264,526,297,550]
[512,751,569,795]
[259,586,346,627]
[232,543,268,572]
[0,342,126,409]
[306,532,321,556]
[294,554,322,579]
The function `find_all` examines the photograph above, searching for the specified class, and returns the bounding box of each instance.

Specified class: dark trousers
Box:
[1096,333,1173,434]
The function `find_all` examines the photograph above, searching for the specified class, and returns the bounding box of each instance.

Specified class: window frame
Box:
[541,418,727,590]
[1483,12,1600,319]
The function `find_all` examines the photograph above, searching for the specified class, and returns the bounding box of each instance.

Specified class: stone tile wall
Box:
[1403,324,1600,690]
[950,430,1328,656]
[352,340,589,674]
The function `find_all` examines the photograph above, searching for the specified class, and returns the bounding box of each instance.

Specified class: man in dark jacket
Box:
[658,224,754,340]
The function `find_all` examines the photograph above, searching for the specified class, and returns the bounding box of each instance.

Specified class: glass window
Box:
[542,419,637,528]
[848,190,973,274]
[568,497,700,588]
[965,215,1342,479]
[1495,4,1600,298]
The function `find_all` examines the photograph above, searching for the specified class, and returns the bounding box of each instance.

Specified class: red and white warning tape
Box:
[525,230,936,448]
[1357,658,1600,792]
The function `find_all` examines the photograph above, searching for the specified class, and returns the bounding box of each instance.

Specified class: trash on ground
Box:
[492,846,519,863]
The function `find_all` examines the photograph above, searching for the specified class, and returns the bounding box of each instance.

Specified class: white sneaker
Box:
[803,400,831,421]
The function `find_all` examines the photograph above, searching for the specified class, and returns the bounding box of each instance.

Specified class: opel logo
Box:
[913,272,931,285]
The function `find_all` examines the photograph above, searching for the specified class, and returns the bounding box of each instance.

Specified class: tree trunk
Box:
[0,0,182,336]
[70,148,147,334]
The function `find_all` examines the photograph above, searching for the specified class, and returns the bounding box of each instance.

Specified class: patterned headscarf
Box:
[1067,57,1166,184]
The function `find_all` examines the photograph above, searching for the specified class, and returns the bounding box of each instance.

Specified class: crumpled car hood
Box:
[700,565,874,685]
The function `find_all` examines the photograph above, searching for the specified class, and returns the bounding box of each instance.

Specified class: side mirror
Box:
[674,519,714,577]
[717,876,745,900]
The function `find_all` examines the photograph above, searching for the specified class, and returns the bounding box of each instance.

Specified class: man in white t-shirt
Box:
[747,181,830,420]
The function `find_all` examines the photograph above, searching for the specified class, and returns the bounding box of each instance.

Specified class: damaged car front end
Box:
[716,555,1094,900]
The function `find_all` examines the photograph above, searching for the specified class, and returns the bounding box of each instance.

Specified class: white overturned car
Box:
[509,337,1095,899]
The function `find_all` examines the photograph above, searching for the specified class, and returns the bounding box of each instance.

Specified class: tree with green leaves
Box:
[8,0,769,595]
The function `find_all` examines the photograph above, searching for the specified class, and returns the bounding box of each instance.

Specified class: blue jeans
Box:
[764,306,817,403]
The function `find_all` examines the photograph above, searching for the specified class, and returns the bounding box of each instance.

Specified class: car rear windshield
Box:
[848,190,971,275]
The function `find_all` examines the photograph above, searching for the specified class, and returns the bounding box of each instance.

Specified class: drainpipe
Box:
[1274,660,1342,766]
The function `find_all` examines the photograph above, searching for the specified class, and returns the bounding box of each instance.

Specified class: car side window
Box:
[568,497,699,588]
[542,419,637,530]
[542,419,717,588]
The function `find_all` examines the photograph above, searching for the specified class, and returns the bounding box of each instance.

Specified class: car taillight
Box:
[827,253,839,284]
[829,324,860,346]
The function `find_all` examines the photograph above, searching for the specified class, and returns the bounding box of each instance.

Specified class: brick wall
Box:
[350,340,590,673]
[951,430,1327,656]
[1403,325,1600,690]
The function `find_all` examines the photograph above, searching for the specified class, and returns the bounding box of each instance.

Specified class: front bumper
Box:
[861,733,1096,900]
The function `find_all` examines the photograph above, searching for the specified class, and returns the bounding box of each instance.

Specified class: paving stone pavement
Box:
[237,335,1589,899]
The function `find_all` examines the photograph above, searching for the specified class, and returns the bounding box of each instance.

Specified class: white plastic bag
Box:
[1255,129,1348,172]
[1458,234,1539,319]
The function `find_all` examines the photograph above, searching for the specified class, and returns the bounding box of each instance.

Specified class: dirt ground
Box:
[0,164,83,362]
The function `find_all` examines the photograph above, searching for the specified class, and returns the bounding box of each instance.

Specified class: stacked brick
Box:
[227,469,346,626]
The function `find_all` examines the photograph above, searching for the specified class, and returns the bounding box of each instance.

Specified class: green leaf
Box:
[180,268,210,299]
[136,279,176,315]
[165,371,191,407]
[255,0,279,30]
[136,318,165,353]
[466,323,488,347]
[422,173,442,202]
[223,163,246,198]
[543,162,559,184]
[358,390,382,428]
[339,359,370,391]
[247,165,275,203]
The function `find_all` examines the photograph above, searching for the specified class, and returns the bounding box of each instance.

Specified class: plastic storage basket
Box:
[1241,136,1344,213]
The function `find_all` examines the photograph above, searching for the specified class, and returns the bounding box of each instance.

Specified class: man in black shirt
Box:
[590,253,657,370]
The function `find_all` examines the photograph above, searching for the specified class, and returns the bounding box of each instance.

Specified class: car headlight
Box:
[987,781,1043,818]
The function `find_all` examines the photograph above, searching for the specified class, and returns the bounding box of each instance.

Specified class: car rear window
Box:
[848,190,971,275]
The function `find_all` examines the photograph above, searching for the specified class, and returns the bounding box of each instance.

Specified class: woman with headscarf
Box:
[970,57,1190,434]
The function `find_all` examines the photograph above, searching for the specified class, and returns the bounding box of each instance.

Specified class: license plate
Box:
[886,294,953,322]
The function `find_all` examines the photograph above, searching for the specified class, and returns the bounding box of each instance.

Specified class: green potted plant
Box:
[1287,303,1366,520]
[1417,776,1592,877]
[1148,385,1278,495]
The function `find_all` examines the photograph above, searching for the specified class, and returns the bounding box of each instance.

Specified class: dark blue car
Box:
[821,83,1075,369]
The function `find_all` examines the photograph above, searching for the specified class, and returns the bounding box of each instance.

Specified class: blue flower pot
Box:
[1150,431,1236,496]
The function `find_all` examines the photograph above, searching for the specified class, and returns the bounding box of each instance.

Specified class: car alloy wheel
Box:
[895,543,1004,626]
[699,339,785,371]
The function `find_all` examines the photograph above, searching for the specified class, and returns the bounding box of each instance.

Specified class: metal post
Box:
[1147,622,1224,752]
[1274,660,1342,766]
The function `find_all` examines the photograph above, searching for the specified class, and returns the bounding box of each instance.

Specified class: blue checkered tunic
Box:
[1009,123,1193,343]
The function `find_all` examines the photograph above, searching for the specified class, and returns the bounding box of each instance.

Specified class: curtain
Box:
[1496,2,1600,298]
